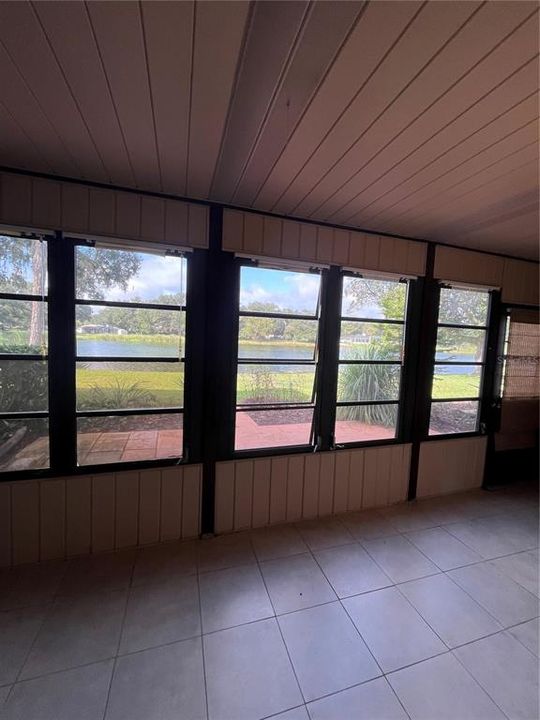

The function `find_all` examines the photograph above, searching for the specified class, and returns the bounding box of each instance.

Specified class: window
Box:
[429,286,490,435]
[75,243,187,465]
[235,265,321,450]
[0,234,49,471]
[335,275,408,444]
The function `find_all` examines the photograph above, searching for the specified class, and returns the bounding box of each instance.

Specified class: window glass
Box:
[336,276,407,444]
[429,286,490,435]
[341,276,407,319]
[0,235,49,472]
[75,245,187,465]
[77,413,183,465]
[235,266,321,450]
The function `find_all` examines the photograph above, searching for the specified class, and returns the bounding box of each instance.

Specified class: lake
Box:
[76,338,477,374]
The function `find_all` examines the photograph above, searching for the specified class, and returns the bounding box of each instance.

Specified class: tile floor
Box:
[0,482,538,720]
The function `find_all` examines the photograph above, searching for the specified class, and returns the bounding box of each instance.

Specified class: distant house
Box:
[77,324,127,335]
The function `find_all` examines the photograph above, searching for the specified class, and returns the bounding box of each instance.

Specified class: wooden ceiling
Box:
[0,1,538,259]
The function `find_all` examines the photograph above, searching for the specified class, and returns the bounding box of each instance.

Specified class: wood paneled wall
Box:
[0,465,201,567]
[434,245,505,287]
[214,444,411,534]
[222,209,427,276]
[0,172,208,248]
[416,436,487,498]
[502,257,539,306]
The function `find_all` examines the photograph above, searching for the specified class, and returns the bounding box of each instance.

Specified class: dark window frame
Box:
[0,232,50,474]
[233,259,324,456]
[427,283,493,438]
[333,270,411,449]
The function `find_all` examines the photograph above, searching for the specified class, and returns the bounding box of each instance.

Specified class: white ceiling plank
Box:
[309,3,539,221]
[270,1,478,215]
[87,0,161,191]
[0,1,108,181]
[253,0,423,211]
[0,102,52,173]
[187,0,250,199]
[232,0,365,206]
[141,0,194,196]
[33,1,135,187]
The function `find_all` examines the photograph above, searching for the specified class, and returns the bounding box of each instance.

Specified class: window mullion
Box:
[48,232,77,473]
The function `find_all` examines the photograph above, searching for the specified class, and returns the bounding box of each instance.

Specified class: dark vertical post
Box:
[407,244,438,500]
[315,266,342,451]
[480,290,503,487]
[199,206,239,534]
[47,232,77,472]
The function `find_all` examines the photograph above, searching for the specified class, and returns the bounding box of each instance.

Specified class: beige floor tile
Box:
[106,638,206,720]
[250,525,308,562]
[199,564,273,633]
[204,618,302,720]
[314,543,392,598]
[260,553,336,615]
[132,541,197,586]
[308,677,408,720]
[507,618,539,657]
[197,533,256,573]
[448,561,539,628]
[399,574,501,648]
[362,535,439,584]
[119,575,200,654]
[490,550,540,597]
[0,685,11,704]
[405,527,482,570]
[344,587,446,672]
[0,562,67,611]
[278,602,380,702]
[295,518,355,551]
[380,504,438,533]
[387,653,505,720]
[341,509,400,541]
[21,590,126,679]
[271,706,309,720]
[2,660,113,720]
[57,551,135,596]
[443,519,521,559]
[0,607,46,685]
[455,631,539,720]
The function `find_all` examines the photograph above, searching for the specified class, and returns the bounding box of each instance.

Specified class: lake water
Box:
[77,338,477,374]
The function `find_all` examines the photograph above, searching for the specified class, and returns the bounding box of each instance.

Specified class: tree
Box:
[0,237,142,346]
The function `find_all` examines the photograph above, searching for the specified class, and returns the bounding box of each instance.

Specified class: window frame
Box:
[0,232,50,474]
[74,239,188,468]
[332,270,412,449]
[233,259,324,456]
[426,283,493,439]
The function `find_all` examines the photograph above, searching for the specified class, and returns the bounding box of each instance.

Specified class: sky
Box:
[240,267,320,313]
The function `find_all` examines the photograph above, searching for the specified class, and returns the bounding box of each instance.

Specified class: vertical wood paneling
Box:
[263,216,282,257]
[374,446,392,507]
[281,221,300,259]
[333,450,350,514]
[316,226,333,263]
[39,478,65,561]
[243,212,264,254]
[348,449,364,510]
[303,453,320,518]
[332,229,350,266]
[406,241,427,276]
[11,481,39,565]
[502,258,539,305]
[115,471,139,548]
[160,467,183,541]
[165,199,188,245]
[61,183,89,232]
[138,470,161,546]
[348,233,366,269]
[91,473,115,553]
[318,452,335,516]
[286,455,304,521]
[299,224,317,261]
[434,245,504,287]
[187,204,208,248]
[234,460,253,530]
[269,456,288,524]
[251,457,271,527]
[0,483,11,567]
[362,448,379,509]
[363,234,380,269]
[222,208,244,251]
[89,188,115,235]
[65,475,91,557]
[417,437,487,498]
[140,196,165,241]
[0,173,32,223]
[182,465,201,538]
[32,179,61,228]
[115,191,141,239]
[215,462,235,533]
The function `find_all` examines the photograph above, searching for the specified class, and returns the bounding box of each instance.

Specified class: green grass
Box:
[77,333,181,345]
